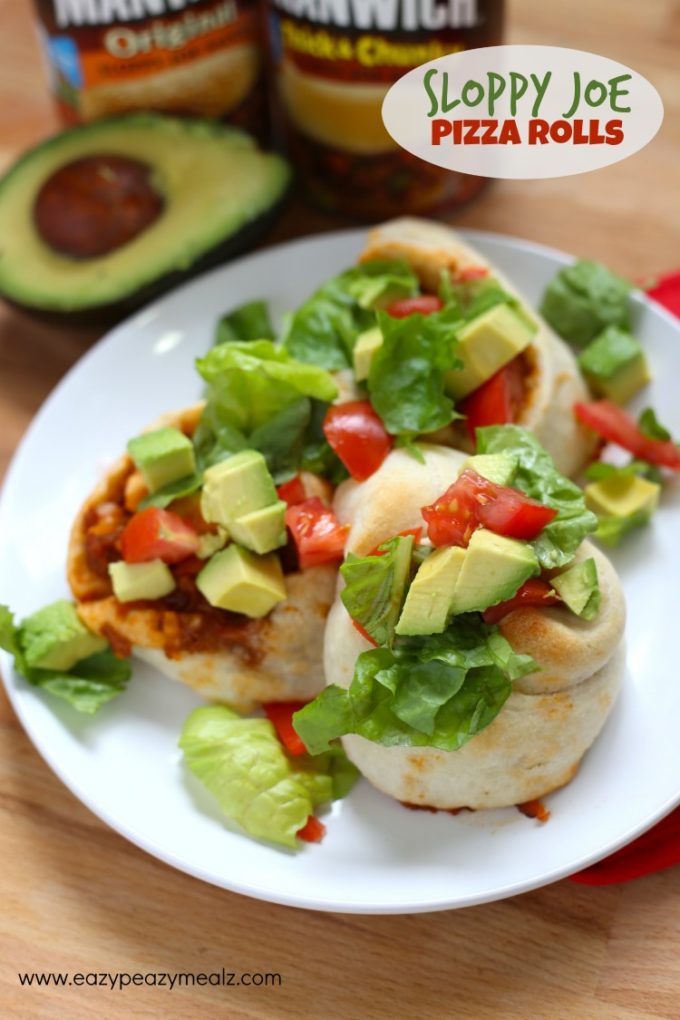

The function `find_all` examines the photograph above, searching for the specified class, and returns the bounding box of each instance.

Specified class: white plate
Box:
[1,229,679,914]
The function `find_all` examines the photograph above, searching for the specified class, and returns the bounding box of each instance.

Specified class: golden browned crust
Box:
[68,404,336,709]
[327,445,626,809]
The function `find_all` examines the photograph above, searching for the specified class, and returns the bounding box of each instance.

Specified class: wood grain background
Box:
[1,1,680,1016]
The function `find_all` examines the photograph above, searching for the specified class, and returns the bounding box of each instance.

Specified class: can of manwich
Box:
[267,0,504,218]
[33,0,268,137]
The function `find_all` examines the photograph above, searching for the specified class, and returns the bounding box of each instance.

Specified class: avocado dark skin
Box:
[6,197,288,329]
[0,114,291,327]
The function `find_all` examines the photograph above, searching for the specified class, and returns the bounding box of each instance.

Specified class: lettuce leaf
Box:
[179,705,358,848]
[540,260,632,347]
[215,300,275,346]
[476,425,598,568]
[282,260,418,370]
[584,458,663,485]
[595,509,652,546]
[145,342,343,496]
[638,407,673,442]
[0,604,130,714]
[340,534,414,648]
[293,616,537,755]
[196,340,337,434]
[367,307,462,437]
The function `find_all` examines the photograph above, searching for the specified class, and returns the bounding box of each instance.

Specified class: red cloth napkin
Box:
[569,270,680,886]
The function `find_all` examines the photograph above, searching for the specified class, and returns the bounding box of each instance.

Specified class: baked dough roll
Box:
[360,218,596,478]
[68,405,335,711]
[316,443,626,810]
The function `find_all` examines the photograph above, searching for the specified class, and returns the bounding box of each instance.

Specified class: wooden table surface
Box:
[1,1,679,1017]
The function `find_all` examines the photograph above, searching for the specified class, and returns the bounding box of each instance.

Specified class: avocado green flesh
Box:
[0,115,290,312]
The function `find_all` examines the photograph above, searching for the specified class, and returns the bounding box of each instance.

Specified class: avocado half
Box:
[0,114,290,322]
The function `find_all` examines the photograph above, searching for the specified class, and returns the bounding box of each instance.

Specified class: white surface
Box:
[1,228,679,914]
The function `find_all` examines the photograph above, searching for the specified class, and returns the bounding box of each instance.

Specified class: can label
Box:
[268,0,502,215]
[270,0,502,155]
[34,0,265,128]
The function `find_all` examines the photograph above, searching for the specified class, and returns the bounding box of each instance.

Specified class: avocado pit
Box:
[34,154,164,259]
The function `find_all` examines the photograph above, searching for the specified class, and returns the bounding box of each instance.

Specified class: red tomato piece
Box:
[385,295,443,318]
[461,358,525,443]
[277,475,307,506]
[285,498,350,569]
[482,579,562,624]
[323,401,392,481]
[121,507,199,565]
[351,619,379,646]
[477,490,557,541]
[646,270,680,319]
[297,816,326,843]
[574,400,680,470]
[421,470,557,547]
[263,701,308,756]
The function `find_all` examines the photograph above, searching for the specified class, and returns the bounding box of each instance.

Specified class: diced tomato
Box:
[263,701,308,756]
[277,475,307,506]
[121,507,199,565]
[646,270,680,319]
[297,816,326,843]
[457,266,490,282]
[285,498,349,569]
[386,295,443,318]
[323,401,392,481]
[574,400,680,471]
[421,470,557,547]
[368,527,423,557]
[483,579,562,624]
[461,358,525,443]
[352,619,379,646]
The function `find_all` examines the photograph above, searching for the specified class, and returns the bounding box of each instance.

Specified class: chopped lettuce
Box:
[215,300,275,346]
[340,534,414,648]
[540,260,632,347]
[293,616,537,755]
[638,407,672,442]
[179,705,357,848]
[368,307,462,437]
[282,260,419,370]
[595,509,652,546]
[584,458,663,485]
[196,340,337,434]
[140,343,342,500]
[0,604,130,714]
[476,425,598,569]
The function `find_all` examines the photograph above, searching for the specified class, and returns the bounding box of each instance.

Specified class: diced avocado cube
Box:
[109,560,175,602]
[445,304,535,399]
[128,427,196,494]
[200,450,278,530]
[585,474,660,519]
[353,326,383,382]
[551,558,601,621]
[229,501,287,555]
[196,544,286,618]
[540,260,632,347]
[448,529,539,615]
[578,326,651,403]
[463,453,518,486]
[396,546,466,636]
[20,600,107,671]
[196,528,229,560]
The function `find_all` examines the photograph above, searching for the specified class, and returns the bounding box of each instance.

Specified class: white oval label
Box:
[381,45,663,179]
